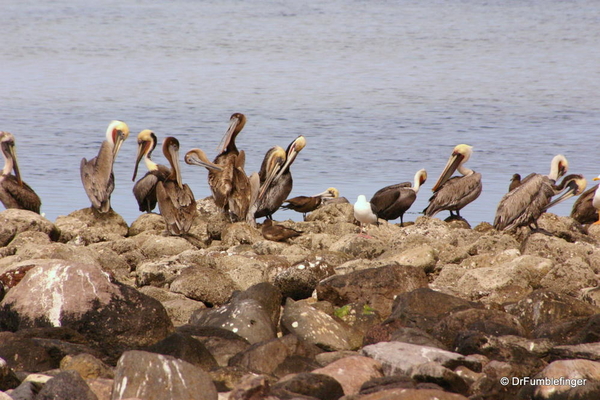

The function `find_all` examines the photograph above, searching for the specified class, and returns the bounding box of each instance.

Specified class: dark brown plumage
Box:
[281,187,338,219]
[0,131,41,213]
[370,169,427,226]
[261,219,302,242]
[570,183,599,225]
[509,173,521,192]
[132,130,170,213]
[156,137,198,235]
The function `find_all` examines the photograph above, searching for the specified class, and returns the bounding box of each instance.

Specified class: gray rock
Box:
[146,332,218,371]
[312,355,383,396]
[317,264,428,318]
[111,350,217,400]
[128,213,164,236]
[221,222,263,247]
[408,361,469,395]
[54,207,128,244]
[377,244,438,273]
[190,298,276,344]
[507,289,600,333]
[434,308,527,348]
[60,353,114,380]
[274,256,337,301]
[0,209,59,245]
[176,325,250,367]
[0,261,173,361]
[390,327,447,349]
[228,336,293,375]
[272,373,344,400]
[388,288,479,334]
[329,234,386,260]
[281,299,353,351]
[356,388,469,399]
[361,341,481,376]
[36,370,98,400]
[306,203,354,224]
[135,255,193,287]
[210,254,271,291]
[231,282,282,326]
[138,234,196,259]
[170,265,239,305]
[551,342,600,362]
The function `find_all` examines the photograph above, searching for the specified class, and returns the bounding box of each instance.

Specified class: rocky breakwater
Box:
[0,201,599,399]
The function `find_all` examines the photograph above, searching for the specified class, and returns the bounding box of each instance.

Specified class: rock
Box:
[87,378,114,400]
[0,209,59,245]
[8,380,45,400]
[138,234,196,259]
[274,256,338,301]
[358,388,469,399]
[550,342,600,362]
[0,357,20,391]
[128,213,165,236]
[210,255,270,291]
[60,353,114,379]
[15,242,101,268]
[230,282,282,326]
[135,256,193,287]
[361,342,480,376]
[281,299,354,351]
[54,207,128,244]
[0,259,42,291]
[538,257,598,295]
[306,203,354,224]
[390,327,447,349]
[408,361,470,395]
[387,288,479,334]
[228,337,294,375]
[272,373,344,400]
[377,244,438,273]
[507,290,600,334]
[139,285,207,326]
[316,263,428,318]
[517,359,600,400]
[0,332,55,372]
[312,355,383,396]
[111,350,217,400]
[146,332,218,371]
[227,374,274,400]
[170,265,239,306]
[190,298,276,344]
[176,325,250,367]
[36,370,98,400]
[0,261,173,361]
[434,308,526,348]
[329,234,386,259]
[221,222,262,247]
[333,303,383,336]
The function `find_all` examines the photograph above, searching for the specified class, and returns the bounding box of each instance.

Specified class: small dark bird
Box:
[281,187,338,219]
[261,219,302,242]
[0,131,41,213]
[509,173,521,192]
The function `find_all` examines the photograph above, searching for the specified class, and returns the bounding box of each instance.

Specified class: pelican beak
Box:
[258,156,284,199]
[217,114,245,155]
[312,189,335,198]
[594,176,600,181]
[132,141,147,181]
[432,152,464,192]
[274,136,306,182]
[168,145,183,189]
[184,150,223,171]
[8,144,23,186]
[546,177,587,210]
[112,130,127,159]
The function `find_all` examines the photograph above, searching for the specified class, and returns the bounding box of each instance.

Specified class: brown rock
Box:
[312,355,383,396]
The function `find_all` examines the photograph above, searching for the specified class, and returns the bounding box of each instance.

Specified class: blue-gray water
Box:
[2,0,600,226]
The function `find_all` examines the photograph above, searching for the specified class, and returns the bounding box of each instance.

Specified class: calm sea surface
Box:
[2,0,600,226]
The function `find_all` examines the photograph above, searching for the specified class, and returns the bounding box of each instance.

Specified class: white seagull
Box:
[354,194,378,235]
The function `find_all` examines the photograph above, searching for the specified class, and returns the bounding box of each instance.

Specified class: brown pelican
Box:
[132,130,171,213]
[423,144,482,219]
[80,120,129,213]
[261,219,302,242]
[494,154,569,231]
[570,178,600,225]
[544,174,587,210]
[255,136,306,220]
[509,173,522,192]
[157,137,210,235]
[370,169,427,226]
[0,132,41,213]
[322,189,350,205]
[281,187,338,219]
[354,194,379,234]
[209,113,246,215]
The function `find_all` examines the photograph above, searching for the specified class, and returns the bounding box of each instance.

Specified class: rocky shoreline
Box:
[0,199,600,400]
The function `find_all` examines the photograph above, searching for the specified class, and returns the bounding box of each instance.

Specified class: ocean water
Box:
[2,0,599,226]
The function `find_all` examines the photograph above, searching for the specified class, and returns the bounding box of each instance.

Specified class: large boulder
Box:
[112,350,217,400]
[0,260,173,360]
[54,207,128,244]
[0,209,59,246]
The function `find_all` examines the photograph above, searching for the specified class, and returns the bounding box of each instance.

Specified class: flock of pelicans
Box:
[0,114,599,241]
